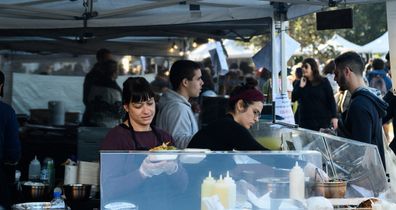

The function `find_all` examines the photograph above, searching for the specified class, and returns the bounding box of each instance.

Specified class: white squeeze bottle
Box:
[28,156,41,181]
[201,171,216,210]
[223,171,236,209]
[289,161,305,201]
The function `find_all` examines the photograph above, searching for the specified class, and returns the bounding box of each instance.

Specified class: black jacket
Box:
[338,87,388,166]
[188,114,268,151]
[382,91,396,154]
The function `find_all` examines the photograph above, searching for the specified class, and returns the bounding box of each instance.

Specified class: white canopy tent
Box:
[188,39,254,61]
[294,34,363,55]
[0,0,384,55]
[361,32,389,54]
[325,34,364,53]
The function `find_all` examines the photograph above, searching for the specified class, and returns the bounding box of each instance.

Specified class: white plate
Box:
[149,150,181,153]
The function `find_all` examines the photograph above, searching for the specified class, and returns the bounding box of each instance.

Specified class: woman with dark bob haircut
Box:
[291,58,337,131]
[188,82,269,150]
[101,77,175,150]
[100,78,189,209]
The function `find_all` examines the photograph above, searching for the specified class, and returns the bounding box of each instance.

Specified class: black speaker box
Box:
[316,8,353,30]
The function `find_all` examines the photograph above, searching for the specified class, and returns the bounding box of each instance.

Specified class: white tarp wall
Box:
[12,73,155,115]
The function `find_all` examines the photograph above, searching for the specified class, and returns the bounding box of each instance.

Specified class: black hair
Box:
[334,51,364,76]
[0,70,4,97]
[99,60,118,80]
[96,48,111,62]
[122,77,162,149]
[169,60,201,91]
[122,77,155,105]
[386,52,390,61]
[302,58,322,84]
[295,67,303,79]
[201,68,215,92]
[227,82,256,112]
[372,58,385,70]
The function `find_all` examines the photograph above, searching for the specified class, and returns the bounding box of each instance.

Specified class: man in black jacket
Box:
[334,51,388,166]
[0,71,21,209]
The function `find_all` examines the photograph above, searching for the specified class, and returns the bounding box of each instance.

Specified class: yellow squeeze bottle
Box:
[223,171,236,209]
[201,171,216,210]
[214,175,229,208]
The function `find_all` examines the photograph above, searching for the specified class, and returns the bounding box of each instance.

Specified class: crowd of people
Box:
[1,46,394,208]
[88,48,395,161]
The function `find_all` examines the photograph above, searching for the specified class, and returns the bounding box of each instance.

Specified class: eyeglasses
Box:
[251,107,261,118]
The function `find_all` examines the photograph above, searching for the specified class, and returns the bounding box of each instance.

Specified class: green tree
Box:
[338,3,387,45]
[242,3,387,63]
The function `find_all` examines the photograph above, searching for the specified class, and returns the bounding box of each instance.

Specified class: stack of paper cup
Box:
[64,165,78,185]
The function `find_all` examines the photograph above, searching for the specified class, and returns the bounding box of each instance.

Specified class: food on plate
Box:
[149,142,177,151]
[357,198,380,208]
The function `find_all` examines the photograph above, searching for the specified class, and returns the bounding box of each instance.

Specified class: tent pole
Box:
[280,20,287,95]
[271,17,278,123]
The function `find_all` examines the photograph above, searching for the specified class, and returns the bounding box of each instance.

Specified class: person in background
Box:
[366,58,392,96]
[199,68,216,97]
[334,51,388,166]
[0,70,21,210]
[322,59,339,94]
[188,82,269,151]
[84,60,122,127]
[291,58,337,131]
[83,48,113,125]
[382,52,396,154]
[292,67,303,87]
[292,67,303,122]
[156,60,203,149]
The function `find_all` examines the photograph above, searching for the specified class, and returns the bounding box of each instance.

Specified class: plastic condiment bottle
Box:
[201,171,216,210]
[214,175,228,208]
[223,171,236,209]
[28,156,41,181]
[289,161,305,201]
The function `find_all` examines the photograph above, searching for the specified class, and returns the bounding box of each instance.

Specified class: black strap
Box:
[126,118,163,150]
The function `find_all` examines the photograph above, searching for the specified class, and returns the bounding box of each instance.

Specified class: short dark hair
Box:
[169,60,201,90]
[96,48,111,62]
[295,67,303,79]
[372,58,385,70]
[122,77,155,105]
[334,51,364,76]
[99,60,118,79]
[0,70,4,97]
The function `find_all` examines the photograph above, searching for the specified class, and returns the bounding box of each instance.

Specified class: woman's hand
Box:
[331,118,338,130]
[300,77,307,88]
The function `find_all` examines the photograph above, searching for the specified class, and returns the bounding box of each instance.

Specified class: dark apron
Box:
[0,163,16,210]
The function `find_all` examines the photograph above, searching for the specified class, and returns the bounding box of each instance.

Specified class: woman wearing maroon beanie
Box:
[188,82,269,151]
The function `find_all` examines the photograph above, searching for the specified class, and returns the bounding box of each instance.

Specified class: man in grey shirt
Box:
[156,60,203,148]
